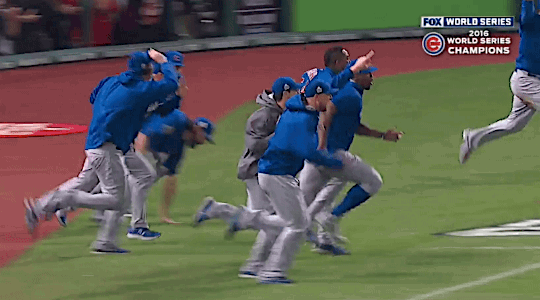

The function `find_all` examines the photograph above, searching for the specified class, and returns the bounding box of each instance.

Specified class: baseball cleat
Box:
[23,198,39,234]
[258,275,294,285]
[305,228,319,246]
[192,196,215,227]
[320,215,349,244]
[55,210,67,227]
[312,243,351,256]
[238,271,258,279]
[91,247,131,254]
[127,227,161,241]
[459,128,473,164]
[225,207,244,240]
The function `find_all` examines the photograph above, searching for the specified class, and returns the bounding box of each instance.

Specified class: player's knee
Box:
[364,172,383,195]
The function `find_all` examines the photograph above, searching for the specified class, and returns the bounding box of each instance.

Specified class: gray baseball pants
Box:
[36,142,128,251]
[299,150,382,244]
[239,176,281,274]
[467,69,538,151]
[256,173,309,277]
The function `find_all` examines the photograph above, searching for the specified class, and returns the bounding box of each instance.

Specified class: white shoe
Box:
[459,129,473,164]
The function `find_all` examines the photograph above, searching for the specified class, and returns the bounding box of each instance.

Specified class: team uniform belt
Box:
[520,69,540,79]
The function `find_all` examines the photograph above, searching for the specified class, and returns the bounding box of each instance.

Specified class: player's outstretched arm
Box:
[356,123,403,142]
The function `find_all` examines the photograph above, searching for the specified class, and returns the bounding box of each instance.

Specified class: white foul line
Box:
[427,246,540,250]
[406,262,540,300]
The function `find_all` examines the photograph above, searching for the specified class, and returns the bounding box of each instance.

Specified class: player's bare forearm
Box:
[357,123,384,138]
[357,124,404,142]
[134,132,150,154]
[318,102,337,149]
[317,122,328,150]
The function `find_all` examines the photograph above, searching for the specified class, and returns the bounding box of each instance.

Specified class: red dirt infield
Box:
[0,33,519,268]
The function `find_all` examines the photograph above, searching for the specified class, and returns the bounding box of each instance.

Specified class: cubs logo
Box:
[422,32,445,56]
[173,55,182,62]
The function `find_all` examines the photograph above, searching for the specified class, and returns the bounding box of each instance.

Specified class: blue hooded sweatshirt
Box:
[85,62,179,154]
[258,94,343,176]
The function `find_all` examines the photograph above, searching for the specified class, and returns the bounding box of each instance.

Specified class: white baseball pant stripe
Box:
[468,70,537,150]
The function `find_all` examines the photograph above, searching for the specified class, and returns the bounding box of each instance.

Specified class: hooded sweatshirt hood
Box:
[256,90,281,111]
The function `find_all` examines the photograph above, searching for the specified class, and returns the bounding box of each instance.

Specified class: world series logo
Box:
[422,30,512,56]
[420,16,514,57]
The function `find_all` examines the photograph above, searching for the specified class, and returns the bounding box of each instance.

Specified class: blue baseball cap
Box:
[347,59,378,74]
[128,51,152,75]
[304,80,338,97]
[194,117,215,144]
[166,51,184,67]
[272,77,303,97]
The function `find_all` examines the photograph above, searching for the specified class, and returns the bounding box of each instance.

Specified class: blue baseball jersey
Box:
[140,110,191,175]
[516,0,540,75]
[327,81,363,152]
[258,95,343,176]
[85,63,179,154]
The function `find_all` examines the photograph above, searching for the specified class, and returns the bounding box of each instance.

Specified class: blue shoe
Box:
[258,276,294,284]
[23,198,39,234]
[126,227,161,241]
[224,207,243,240]
[238,271,258,279]
[91,247,131,254]
[55,210,67,227]
[192,197,215,227]
[305,228,319,246]
[313,243,351,256]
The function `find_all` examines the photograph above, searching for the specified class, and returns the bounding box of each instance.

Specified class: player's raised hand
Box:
[383,129,404,142]
[148,48,167,64]
[350,50,375,73]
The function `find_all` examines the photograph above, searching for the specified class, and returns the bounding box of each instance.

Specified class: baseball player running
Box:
[24,49,179,254]
[299,49,383,251]
[241,79,342,284]
[460,0,540,164]
[197,79,344,284]
[148,51,189,224]
[56,50,188,228]
[301,58,403,255]
[193,76,302,278]
[129,111,215,239]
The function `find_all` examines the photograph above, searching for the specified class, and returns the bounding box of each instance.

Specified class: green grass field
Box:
[3,63,540,300]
